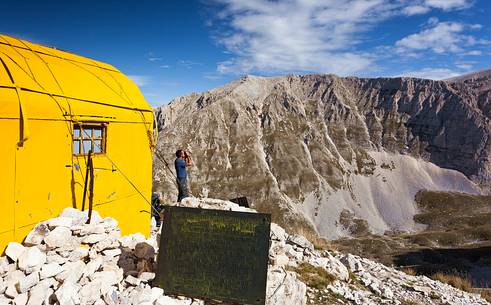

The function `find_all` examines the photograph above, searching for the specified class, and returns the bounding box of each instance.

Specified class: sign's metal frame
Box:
[155,206,271,305]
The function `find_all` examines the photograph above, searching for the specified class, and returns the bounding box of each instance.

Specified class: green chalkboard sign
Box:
[155,206,271,305]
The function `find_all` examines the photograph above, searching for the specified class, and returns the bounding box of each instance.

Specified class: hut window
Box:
[72,124,106,155]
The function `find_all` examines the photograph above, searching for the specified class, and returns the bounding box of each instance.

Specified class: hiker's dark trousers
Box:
[177,177,188,202]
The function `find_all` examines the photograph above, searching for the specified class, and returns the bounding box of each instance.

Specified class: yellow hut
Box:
[0,35,155,251]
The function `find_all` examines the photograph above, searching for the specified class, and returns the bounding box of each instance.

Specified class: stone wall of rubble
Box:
[0,197,489,305]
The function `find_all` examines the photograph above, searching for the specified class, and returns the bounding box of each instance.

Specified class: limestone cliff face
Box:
[153,74,490,238]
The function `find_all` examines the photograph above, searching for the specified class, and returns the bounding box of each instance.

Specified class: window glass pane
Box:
[93,140,102,153]
[82,140,92,154]
[73,140,80,154]
[80,128,90,139]
[93,128,102,138]
[73,128,80,138]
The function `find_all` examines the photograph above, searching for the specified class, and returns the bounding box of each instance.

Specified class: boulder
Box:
[340,254,365,272]
[40,263,64,280]
[27,286,53,305]
[83,257,102,278]
[124,275,140,286]
[17,247,46,272]
[80,224,105,236]
[134,242,155,260]
[89,270,121,286]
[287,235,314,252]
[150,287,164,303]
[5,243,25,262]
[270,223,287,241]
[54,282,80,305]
[47,217,72,229]
[5,282,19,298]
[138,272,155,282]
[266,268,307,305]
[55,261,86,284]
[119,233,146,249]
[13,293,27,305]
[24,224,50,246]
[272,254,289,267]
[44,227,72,249]
[16,272,39,294]
[102,249,121,257]
[92,236,119,252]
[79,280,102,304]
[82,233,108,244]
[59,208,87,226]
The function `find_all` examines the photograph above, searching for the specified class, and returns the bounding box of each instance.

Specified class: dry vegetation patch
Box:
[431,272,473,292]
[289,262,336,290]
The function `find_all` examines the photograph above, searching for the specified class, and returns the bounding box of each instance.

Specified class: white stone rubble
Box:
[0,199,488,305]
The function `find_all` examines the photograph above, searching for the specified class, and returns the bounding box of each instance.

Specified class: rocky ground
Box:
[0,198,489,305]
[334,190,491,289]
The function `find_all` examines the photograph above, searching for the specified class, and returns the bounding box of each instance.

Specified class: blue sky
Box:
[2,0,490,107]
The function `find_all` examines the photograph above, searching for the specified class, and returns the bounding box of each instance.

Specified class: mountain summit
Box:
[154,74,490,239]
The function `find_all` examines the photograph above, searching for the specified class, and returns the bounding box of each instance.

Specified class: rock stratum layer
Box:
[154,74,491,238]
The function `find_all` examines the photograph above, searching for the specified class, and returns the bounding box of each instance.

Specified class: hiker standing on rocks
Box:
[175,149,192,202]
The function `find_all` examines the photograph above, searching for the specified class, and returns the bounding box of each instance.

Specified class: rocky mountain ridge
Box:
[153,73,491,239]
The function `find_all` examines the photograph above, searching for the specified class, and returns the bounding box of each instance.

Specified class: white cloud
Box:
[159,64,170,68]
[465,50,482,56]
[455,63,473,70]
[403,5,431,16]
[424,0,471,10]
[395,21,484,54]
[127,75,151,87]
[211,0,400,75]
[398,68,463,80]
[209,0,481,76]
[178,60,202,69]
[402,0,473,15]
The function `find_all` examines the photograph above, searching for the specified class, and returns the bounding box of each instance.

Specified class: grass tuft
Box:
[289,262,336,289]
[478,289,491,302]
[401,267,417,276]
[431,272,473,292]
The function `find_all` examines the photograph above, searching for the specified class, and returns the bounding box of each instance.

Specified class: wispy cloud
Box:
[424,0,472,11]
[403,5,431,16]
[403,0,473,15]
[147,51,162,62]
[211,0,403,76]
[127,75,151,87]
[159,64,170,68]
[395,19,486,54]
[208,0,482,77]
[178,60,202,69]
[398,68,463,80]
[203,72,223,80]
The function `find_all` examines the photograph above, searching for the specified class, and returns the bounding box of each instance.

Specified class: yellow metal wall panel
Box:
[14,120,73,234]
[0,88,19,118]
[0,119,17,248]
[0,34,155,251]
